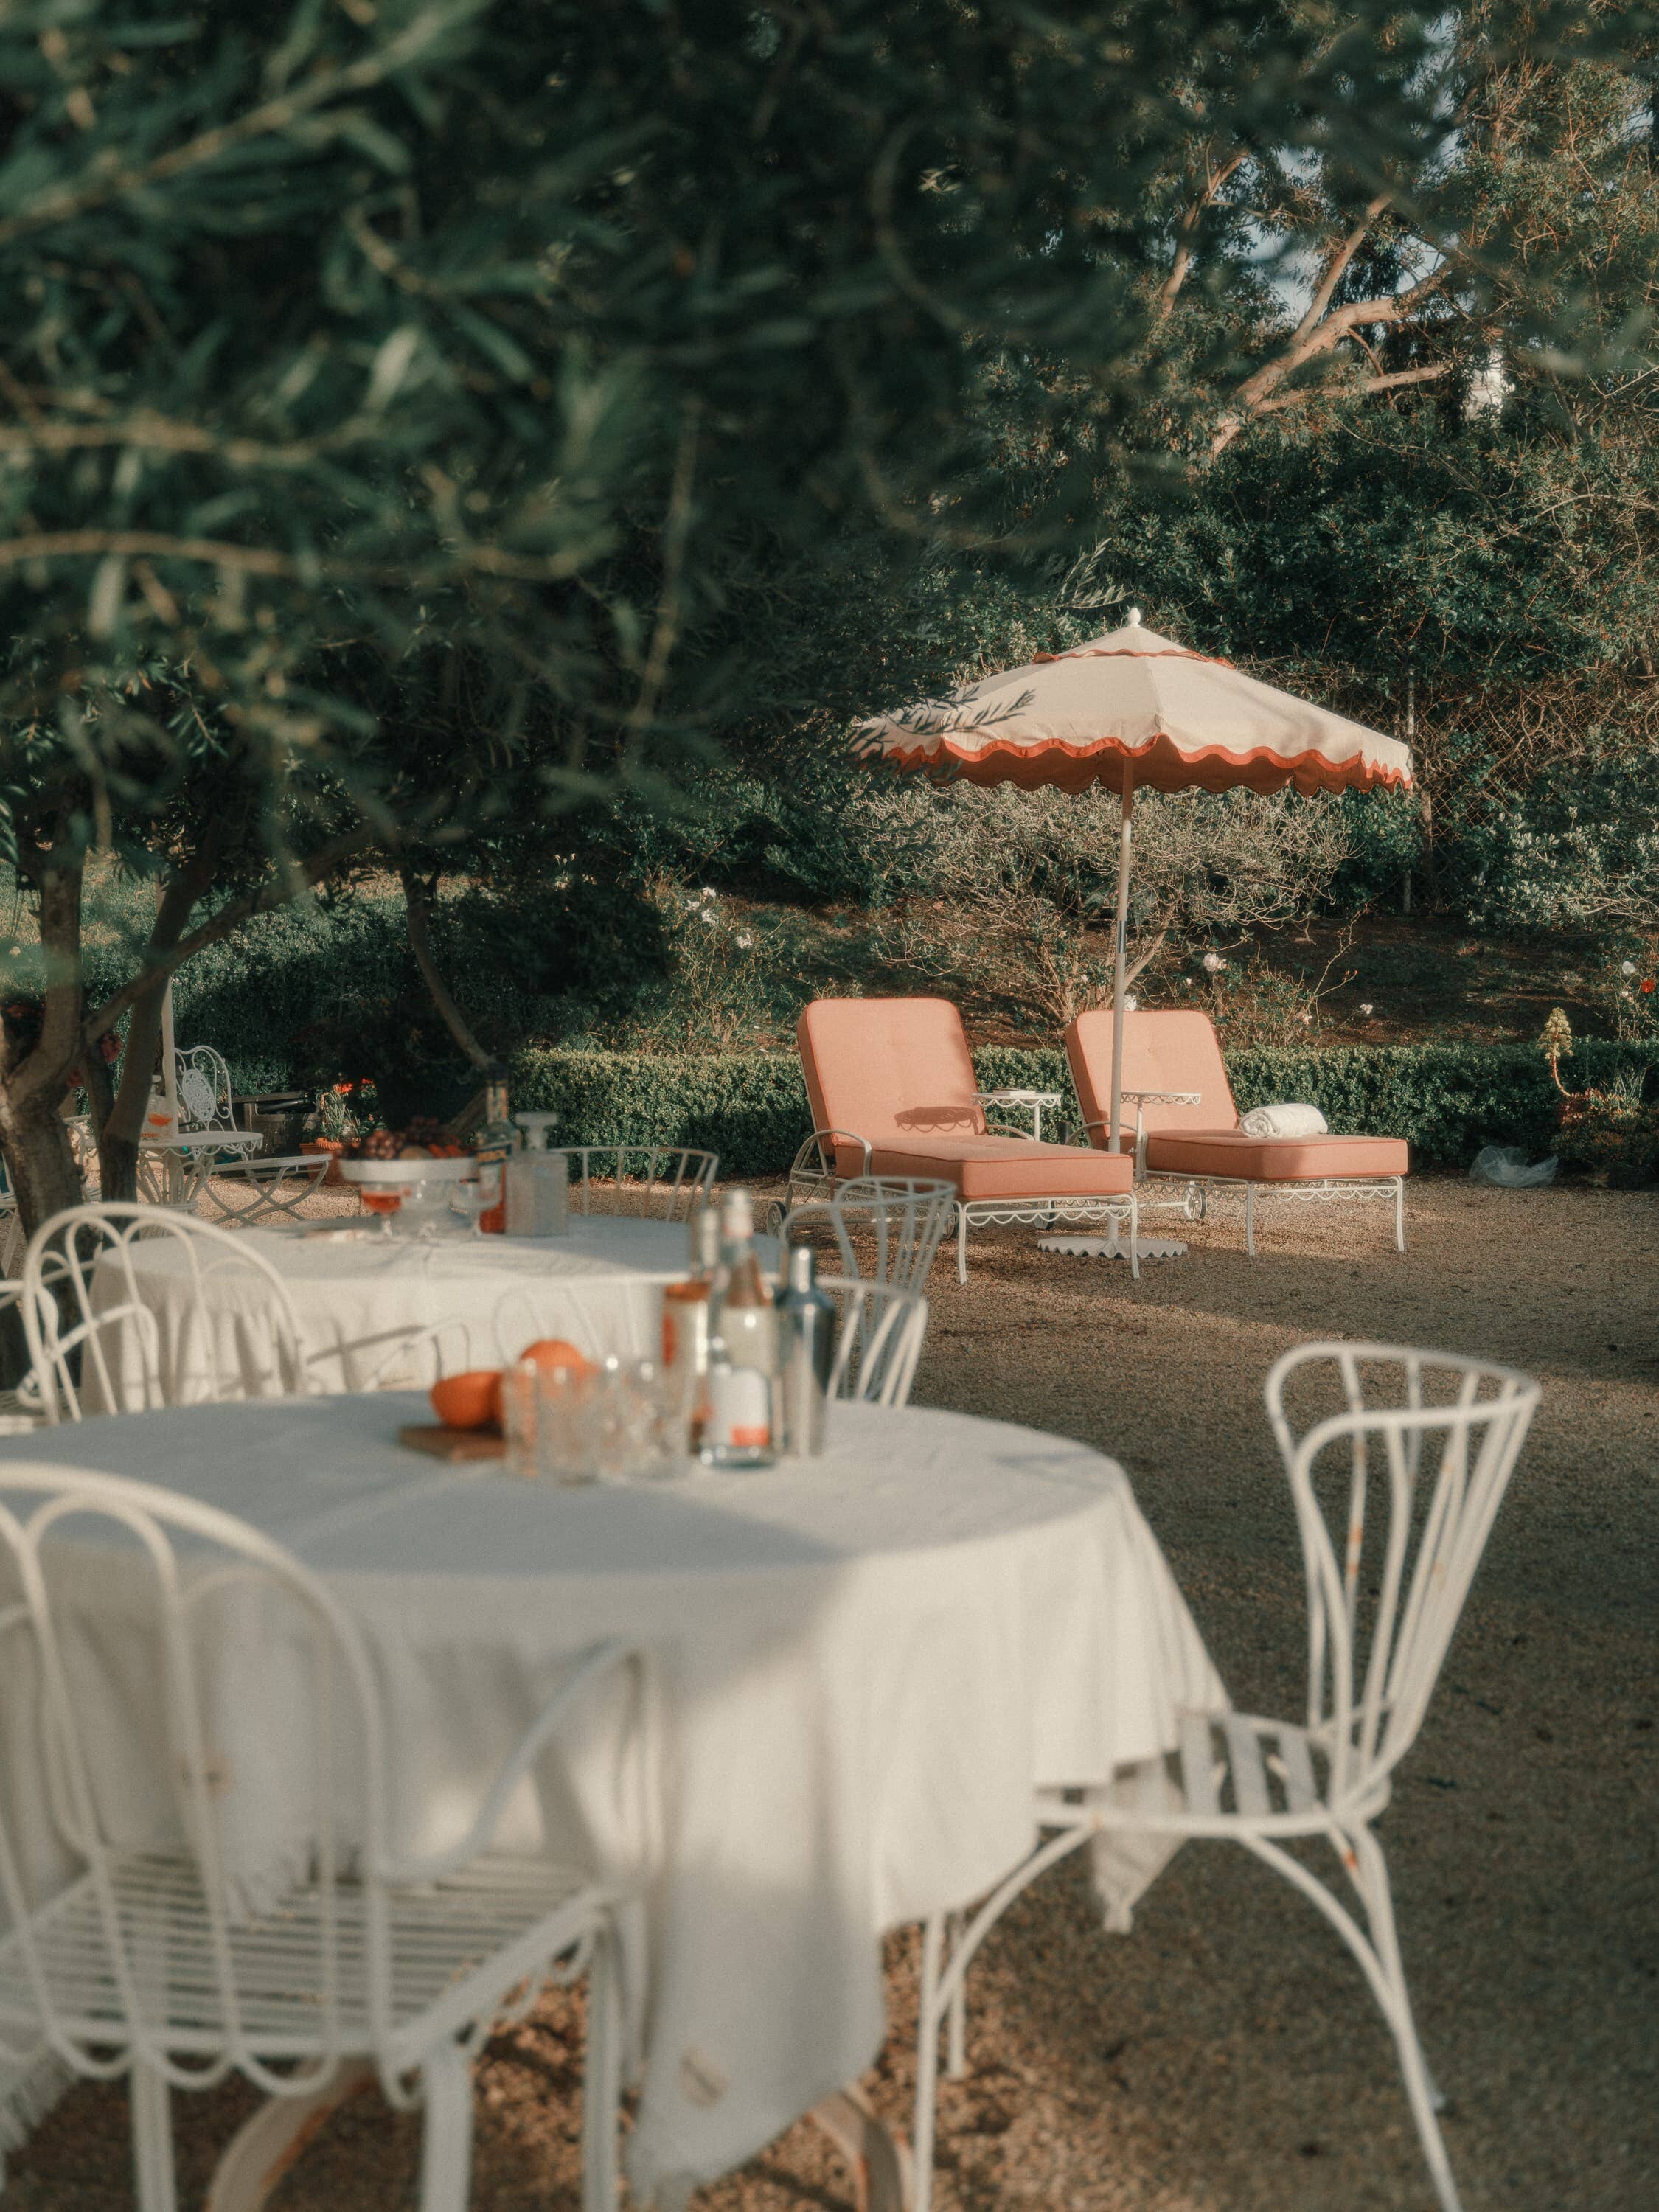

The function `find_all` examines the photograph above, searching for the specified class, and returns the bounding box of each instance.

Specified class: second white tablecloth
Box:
[82,1217,712,1410]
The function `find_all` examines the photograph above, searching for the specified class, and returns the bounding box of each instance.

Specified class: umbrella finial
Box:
[1126,605,1141,626]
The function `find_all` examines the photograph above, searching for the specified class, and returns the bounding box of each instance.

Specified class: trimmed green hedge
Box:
[510,1038,1659,1181]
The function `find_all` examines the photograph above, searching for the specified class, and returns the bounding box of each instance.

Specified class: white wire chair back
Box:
[22,1204,310,1423]
[172,1045,237,1134]
[785,1177,955,1295]
[818,1274,928,1408]
[1265,1340,1540,1812]
[0,1463,639,2104]
[556,1146,717,1223]
[361,1312,499,1391]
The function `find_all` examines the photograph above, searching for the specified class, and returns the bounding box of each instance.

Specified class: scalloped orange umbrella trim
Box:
[872,728,1411,798]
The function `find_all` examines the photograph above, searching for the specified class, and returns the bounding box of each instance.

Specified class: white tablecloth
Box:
[0,1396,1220,2200]
[83,1217,728,1411]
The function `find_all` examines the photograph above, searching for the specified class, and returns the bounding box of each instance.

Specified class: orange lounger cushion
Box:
[870,1135,1133,1200]
[1144,1129,1408,1181]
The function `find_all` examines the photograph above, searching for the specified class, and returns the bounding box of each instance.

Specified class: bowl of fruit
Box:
[338,1121,476,1228]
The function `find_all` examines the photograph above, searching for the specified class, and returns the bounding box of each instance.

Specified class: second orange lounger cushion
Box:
[1144,1130,1408,1180]
[870,1135,1133,1200]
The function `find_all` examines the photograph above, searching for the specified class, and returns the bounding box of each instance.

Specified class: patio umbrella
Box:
[857,608,1411,1151]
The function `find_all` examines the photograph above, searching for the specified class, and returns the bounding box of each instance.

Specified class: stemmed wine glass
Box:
[451,1164,501,1239]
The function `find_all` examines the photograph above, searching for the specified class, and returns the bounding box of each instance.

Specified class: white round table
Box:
[0,1394,1221,2202]
[83,1217,748,1411]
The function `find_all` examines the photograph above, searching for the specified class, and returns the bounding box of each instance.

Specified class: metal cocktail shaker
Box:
[778,1244,837,1456]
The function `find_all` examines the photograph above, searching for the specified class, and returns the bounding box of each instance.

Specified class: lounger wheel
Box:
[765,1202,788,1239]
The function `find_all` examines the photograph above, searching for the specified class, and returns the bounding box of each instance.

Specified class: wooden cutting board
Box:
[397,1423,506,1461]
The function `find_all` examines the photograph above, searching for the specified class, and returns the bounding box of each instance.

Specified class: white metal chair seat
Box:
[1035,1710,1387,1842]
[0,1848,616,2065]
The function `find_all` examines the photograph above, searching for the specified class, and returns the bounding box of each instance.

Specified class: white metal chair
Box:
[911,1341,1540,2212]
[22,1204,311,1422]
[168,1043,332,1224]
[818,1275,929,1408]
[777,1177,956,1295]
[557,1145,717,1222]
[0,1464,641,2212]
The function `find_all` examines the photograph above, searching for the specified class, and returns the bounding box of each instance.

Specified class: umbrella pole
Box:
[1108,772,1133,1151]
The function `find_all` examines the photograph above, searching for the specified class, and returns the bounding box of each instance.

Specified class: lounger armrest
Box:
[788,1128,873,1181]
[981,1119,1040,1142]
[1116,1091,1203,1107]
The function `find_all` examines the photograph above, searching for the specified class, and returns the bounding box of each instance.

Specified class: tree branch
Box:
[1290,193,1391,347]
[1248,358,1455,419]
[1154,150,1247,325]
[1211,260,1455,454]
[81,827,376,1043]
[0,13,458,249]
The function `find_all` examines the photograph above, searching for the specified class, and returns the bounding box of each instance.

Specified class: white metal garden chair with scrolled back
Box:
[911,1340,1541,2212]
[556,1144,718,1223]
[0,1463,643,2212]
[21,1204,311,1422]
[776,1176,956,1296]
[168,1043,331,1225]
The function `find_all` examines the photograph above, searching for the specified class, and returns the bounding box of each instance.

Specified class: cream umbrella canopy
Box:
[858,608,1412,1153]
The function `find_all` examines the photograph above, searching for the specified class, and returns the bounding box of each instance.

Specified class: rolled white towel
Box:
[1239,1102,1329,1139]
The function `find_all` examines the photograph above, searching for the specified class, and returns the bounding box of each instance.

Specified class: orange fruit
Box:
[430,1369,504,1430]
[518,1337,597,1379]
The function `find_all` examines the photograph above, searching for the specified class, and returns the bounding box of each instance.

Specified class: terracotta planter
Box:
[300,1138,347,1188]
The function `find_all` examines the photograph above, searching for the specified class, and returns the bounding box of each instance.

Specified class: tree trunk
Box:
[97,975,168,1203]
[0,857,88,1240]
[400,864,494,1072]
[0,1088,83,1238]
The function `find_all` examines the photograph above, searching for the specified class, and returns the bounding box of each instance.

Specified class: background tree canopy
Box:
[0,0,1653,1220]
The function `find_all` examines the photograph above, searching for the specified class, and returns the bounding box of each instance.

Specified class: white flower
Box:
[696,908,717,927]
[699,886,716,902]
[1298,1010,1312,1024]
[1622,960,1638,976]
[1124,995,1138,1012]
[735,932,754,949]
[1360,1002,1374,1016]
[1202,951,1225,973]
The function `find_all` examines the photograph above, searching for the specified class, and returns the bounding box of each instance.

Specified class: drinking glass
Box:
[536,1363,600,1484]
[451,1166,498,1239]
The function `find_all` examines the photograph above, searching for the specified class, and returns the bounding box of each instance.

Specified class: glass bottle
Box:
[688,1200,722,1283]
[777,1245,837,1457]
[506,1110,568,1236]
[712,1189,777,1382]
[475,1065,516,1234]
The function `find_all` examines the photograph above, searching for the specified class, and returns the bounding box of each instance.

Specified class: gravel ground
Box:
[5,1175,1655,2211]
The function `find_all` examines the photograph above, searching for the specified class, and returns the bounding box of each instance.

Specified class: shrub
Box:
[508,1037,1659,1180]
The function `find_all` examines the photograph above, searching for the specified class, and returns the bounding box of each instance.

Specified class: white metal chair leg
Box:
[582,1928,624,2212]
[131,2059,178,2212]
[944,1911,967,2079]
[418,2039,473,2212]
[913,1914,945,2212]
[1127,1192,1140,1280]
[1241,1830,1463,2212]
[1394,1177,1405,1251]
[955,1207,967,1284]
